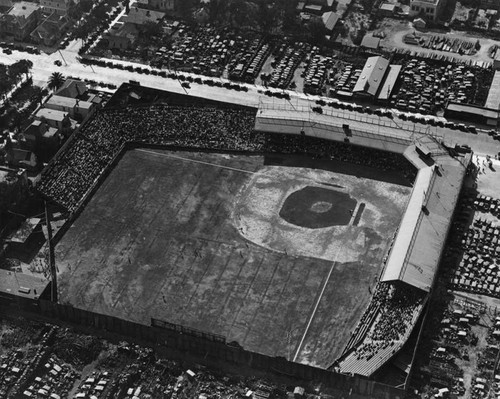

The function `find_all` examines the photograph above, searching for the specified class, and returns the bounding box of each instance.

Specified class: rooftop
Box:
[36,108,68,122]
[485,70,500,111]
[353,56,390,96]
[7,1,39,17]
[121,7,165,25]
[0,268,50,300]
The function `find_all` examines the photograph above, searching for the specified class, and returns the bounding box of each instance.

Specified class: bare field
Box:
[55,149,410,368]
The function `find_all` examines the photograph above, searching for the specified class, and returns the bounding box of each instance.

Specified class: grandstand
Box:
[35,85,470,386]
[256,104,470,378]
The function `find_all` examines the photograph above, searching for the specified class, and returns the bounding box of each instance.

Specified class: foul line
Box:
[293,245,344,362]
[136,149,256,174]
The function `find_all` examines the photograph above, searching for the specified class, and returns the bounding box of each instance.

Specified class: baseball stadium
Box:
[32,84,470,392]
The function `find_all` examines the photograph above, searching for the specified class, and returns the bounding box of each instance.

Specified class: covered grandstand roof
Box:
[381,152,468,291]
[353,56,389,96]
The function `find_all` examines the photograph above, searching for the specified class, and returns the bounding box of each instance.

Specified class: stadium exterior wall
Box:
[0,297,404,399]
[254,111,412,154]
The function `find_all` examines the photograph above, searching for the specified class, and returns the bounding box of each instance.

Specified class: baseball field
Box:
[55,148,411,368]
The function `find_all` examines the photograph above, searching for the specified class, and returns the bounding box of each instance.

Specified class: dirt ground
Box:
[376,18,500,63]
[54,148,410,369]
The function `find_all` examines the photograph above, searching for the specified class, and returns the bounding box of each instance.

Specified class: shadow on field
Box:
[264,153,412,186]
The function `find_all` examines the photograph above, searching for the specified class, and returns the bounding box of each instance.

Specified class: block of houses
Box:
[410,0,445,21]
[0,1,39,41]
[35,108,69,129]
[39,0,76,16]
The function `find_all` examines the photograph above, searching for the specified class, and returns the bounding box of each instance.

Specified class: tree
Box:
[140,21,161,38]
[308,18,326,45]
[48,72,65,91]
[257,0,278,33]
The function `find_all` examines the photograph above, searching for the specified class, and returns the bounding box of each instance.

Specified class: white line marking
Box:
[136,149,256,175]
[293,243,346,362]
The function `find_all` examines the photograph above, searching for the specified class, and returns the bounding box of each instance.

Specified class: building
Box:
[481,0,500,10]
[0,1,39,40]
[410,0,446,21]
[35,108,69,129]
[6,148,37,170]
[378,2,399,16]
[30,13,70,46]
[45,95,96,120]
[39,0,76,16]
[321,11,340,32]
[148,0,176,11]
[121,7,165,26]
[360,33,381,49]
[352,56,390,98]
[445,103,498,126]
[104,22,138,50]
[55,79,88,99]
[377,64,402,103]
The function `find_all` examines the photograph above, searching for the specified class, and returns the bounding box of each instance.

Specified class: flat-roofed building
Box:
[0,1,39,40]
[40,0,76,15]
[410,0,445,21]
[35,108,69,129]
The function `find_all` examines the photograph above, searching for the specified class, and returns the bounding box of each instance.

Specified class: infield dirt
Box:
[55,148,411,368]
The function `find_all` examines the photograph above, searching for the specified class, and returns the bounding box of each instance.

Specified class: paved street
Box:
[1,43,499,157]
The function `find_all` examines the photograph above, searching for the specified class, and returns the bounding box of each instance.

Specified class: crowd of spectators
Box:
[349,283,424,361]
[37,104,417,213]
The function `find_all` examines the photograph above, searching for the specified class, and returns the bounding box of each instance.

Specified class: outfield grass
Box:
[55,149,410,368]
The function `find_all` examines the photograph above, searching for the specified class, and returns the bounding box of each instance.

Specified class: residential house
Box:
[121,7,165,26]
[31,13,70,46]
[104,21,138,50]
[39,0,76,16]
[0,1,39,41]
[378,2,399,17]
[35,108,69,129]
[55,79,88,98]
[45,95,96,120]
[6,148,37,170]
[410,0,446,21]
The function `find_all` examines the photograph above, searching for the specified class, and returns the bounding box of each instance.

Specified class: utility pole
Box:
[44,201,58,302]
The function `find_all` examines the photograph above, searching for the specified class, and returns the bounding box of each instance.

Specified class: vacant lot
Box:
[55,149,410,368]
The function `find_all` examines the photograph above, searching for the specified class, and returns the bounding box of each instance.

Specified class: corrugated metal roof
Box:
[381,152,467,291]
[353,56,389,96]
[484,71,500,109]
[447,102,499,120]
[322,11,340,31]
[377,64,402,100]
